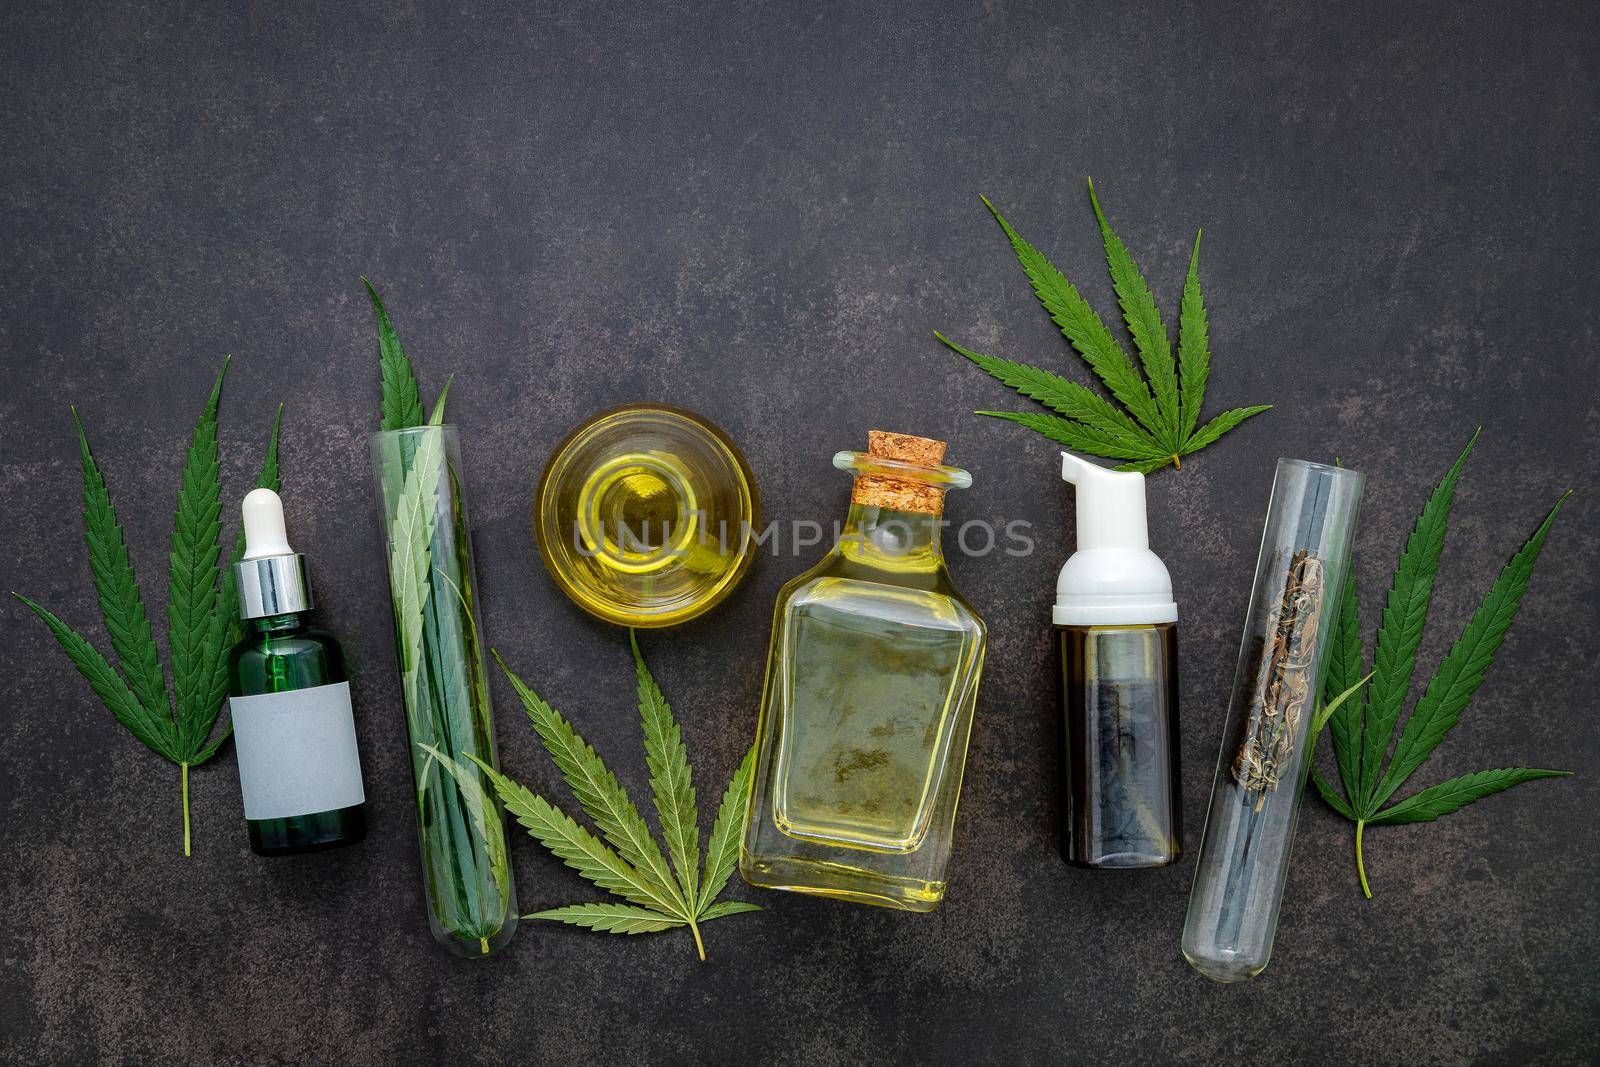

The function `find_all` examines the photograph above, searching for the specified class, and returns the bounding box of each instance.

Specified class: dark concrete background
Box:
[3,1,1597,1062]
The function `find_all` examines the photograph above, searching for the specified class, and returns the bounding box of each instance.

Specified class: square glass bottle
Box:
[740,431,987,912]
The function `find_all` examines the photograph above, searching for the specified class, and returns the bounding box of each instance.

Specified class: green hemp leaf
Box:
[1310,431,1573,896]
[367,275,426,432]
[474,632,760,961]
[937,179,1271,472]
[16,361,282,855]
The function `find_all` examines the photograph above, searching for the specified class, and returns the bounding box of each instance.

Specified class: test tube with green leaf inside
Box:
[366,281,516,957]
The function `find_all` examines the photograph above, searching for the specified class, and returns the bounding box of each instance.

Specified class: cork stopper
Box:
[851,431,950,514]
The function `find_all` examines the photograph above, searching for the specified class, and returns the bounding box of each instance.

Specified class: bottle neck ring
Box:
[249,611,306,634]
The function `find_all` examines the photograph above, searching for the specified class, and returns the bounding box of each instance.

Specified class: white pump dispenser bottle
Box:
[1055,451,1182,869]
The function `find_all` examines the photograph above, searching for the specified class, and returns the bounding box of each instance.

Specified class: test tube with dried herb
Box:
[1182,459,1362,982]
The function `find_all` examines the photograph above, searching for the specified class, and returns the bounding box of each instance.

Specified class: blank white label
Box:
[230,681,366,820]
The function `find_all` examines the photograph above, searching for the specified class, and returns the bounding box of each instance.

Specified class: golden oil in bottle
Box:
[740,431,987,912]
[535,404,759,628]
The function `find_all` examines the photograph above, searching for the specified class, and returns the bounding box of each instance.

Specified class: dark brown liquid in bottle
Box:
[1058,623,1181,868]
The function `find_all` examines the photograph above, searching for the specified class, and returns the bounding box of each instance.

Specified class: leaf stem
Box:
[1172,453,1181,469]
[479,937,490,955]
[181,762,191,857]
[688,918,706,962]
[1355,819,1371,899]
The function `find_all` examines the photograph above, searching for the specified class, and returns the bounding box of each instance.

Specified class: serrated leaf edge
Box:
[1358,431,1479,807]
[1369,767,1573,826]
[1369,490,1570,812]
[940,191,1271,471]
[1088,177,1179,449]
[491,649,690,917]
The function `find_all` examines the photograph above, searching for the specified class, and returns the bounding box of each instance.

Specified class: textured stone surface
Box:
[2,1,1597,1062]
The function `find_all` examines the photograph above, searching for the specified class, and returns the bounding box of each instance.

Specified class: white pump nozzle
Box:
[241,488,294,560]
[1060,451,1149,550]
[1054,451,1176,626]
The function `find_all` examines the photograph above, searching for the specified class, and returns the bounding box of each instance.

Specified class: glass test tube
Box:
[1181,458,1363,982]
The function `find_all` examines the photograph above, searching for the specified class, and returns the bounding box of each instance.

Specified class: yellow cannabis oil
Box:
[741,432,986,912]
[535,404,759,628]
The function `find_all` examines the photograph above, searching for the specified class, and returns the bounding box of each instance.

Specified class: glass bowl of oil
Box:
[534,404,760,628]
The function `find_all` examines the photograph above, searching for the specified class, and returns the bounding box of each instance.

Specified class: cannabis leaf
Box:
[1310,432,1573,896]
[15,361,282,855]
[482,635,760,960]
[366,275,426,432]
[418,744,511,908]
[1305,670,1375,767]
[937,180,1271,472]
[633,630,701,913]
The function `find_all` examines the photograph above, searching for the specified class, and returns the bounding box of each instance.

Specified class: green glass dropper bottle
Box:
[227,488,367,855]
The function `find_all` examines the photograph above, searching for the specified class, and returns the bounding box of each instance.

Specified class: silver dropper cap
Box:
[235,488,314,620]
[237,554,314,618]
